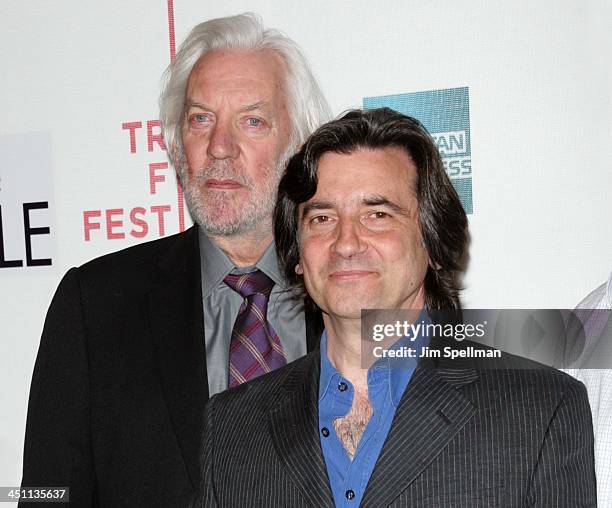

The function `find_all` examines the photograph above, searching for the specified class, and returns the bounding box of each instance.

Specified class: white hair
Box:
[159,12,331,179]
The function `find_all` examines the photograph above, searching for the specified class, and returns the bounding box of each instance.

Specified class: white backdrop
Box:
[1,0,610,490]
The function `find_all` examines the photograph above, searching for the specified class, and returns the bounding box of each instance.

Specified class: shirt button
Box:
[338,382,348,392]
[345,490,355,500]
[321,427,330,437]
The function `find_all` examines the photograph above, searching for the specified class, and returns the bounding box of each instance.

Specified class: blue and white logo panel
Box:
[363,87,473,214]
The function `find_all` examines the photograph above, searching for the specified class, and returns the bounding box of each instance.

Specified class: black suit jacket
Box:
[198,341,596,507]
[20,226,322,508]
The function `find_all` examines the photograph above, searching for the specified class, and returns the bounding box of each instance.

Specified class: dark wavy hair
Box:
[274,107,468,310]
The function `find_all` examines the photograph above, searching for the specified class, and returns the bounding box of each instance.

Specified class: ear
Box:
[295,263,303,275]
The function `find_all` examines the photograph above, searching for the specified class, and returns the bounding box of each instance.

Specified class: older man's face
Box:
[297,147,430,320]
[181,49,291,236]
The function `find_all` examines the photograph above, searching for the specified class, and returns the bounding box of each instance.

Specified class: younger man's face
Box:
[297,147,430,320]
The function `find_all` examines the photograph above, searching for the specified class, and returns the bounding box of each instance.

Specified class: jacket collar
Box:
[148,225,207,489]
[269,331,479,506]
[148,225,323,490]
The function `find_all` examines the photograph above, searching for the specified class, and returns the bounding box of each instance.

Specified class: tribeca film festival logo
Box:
[0,132,55,270]
[363,87,473,214]
[82,120,186,242]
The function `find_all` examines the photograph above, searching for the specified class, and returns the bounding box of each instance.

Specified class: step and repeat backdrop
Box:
[1,0,610,488]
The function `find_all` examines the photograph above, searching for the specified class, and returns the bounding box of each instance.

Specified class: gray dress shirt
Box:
[199,229,306,396]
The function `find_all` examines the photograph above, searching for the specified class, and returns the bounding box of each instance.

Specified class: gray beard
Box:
[184,180,276,237]
[182,155,286,237]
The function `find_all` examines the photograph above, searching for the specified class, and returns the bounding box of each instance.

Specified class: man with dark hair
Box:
[20,13,329,508]
[197,108,596,507]
[275,107,467,311]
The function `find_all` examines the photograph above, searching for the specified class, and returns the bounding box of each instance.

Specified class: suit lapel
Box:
[361,355,477,507]
[268,352,335,506]
[148,226,207,489]
[148,226,322,489]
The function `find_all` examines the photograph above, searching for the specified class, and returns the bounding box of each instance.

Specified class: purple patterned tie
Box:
[224,270,287,387]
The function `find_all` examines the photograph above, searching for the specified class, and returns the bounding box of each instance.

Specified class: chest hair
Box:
[332,389,373,460]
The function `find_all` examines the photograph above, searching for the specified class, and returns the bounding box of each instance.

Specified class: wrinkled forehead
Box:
[301,146,419,210]
[186,48,289,104]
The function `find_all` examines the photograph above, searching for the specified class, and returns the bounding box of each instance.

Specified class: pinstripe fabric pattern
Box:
[194,341,596,507]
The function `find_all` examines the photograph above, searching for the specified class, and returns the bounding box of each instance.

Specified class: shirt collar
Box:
[319,331,337,401]
[198,227,285,298]
[379,307,431,406]
[318,308,431,407]
[255,241,285,287]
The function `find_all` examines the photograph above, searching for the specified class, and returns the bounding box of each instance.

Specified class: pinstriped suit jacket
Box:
[196,341,596,507]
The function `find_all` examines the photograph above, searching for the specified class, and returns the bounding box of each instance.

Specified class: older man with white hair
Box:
[20,13,330,508]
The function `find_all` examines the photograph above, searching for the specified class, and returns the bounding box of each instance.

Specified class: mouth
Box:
[329,270,375,282]
[204,179,243,190]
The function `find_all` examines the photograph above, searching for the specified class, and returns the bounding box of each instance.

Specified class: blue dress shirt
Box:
[318,312,431,507]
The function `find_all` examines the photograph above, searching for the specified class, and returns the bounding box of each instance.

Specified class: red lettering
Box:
[176,180,186,232]
[149,162,168,195]
[130,207,148,238]
[150,205,172,236]
[83,210,102,241]
[82,204,178,242]
[122,121,143,153]
[147,120,166,152]
[105,208,125,240]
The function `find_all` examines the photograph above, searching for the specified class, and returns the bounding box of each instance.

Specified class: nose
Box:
[207,119,238,160]
[331,218,365,259]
